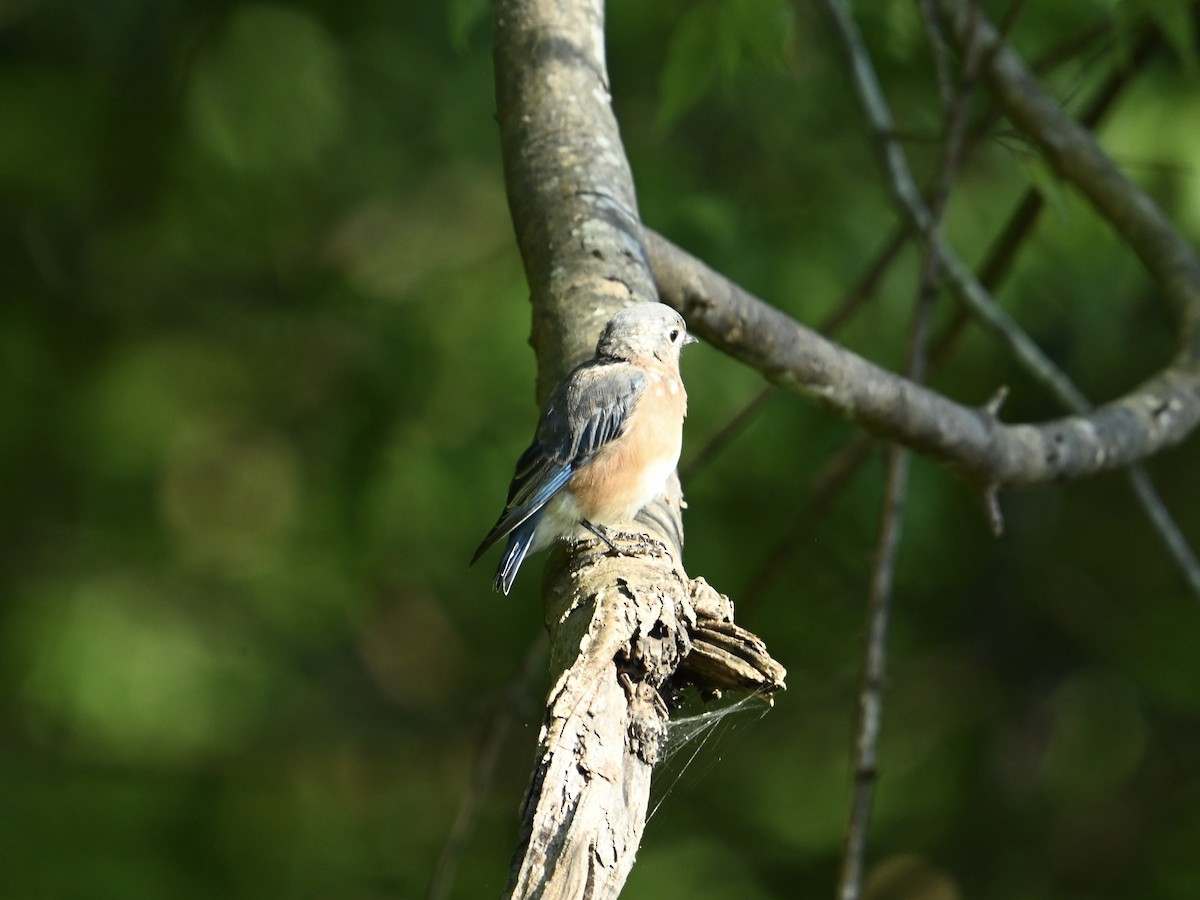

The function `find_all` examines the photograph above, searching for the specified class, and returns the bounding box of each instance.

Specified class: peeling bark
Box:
[493,3,784,898]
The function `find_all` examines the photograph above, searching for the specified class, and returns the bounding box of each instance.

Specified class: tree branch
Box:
[683,20,1153,559]
[494,3,683,895]
[671,16,1199,597]
[935,0,1200,346]
[429,636,547,900]
[647,4,1200,487]
[676,21,1138,491]
[647,227,1199,486]
[838,4,982,890]
[935,0,1200,593]
[493,2,784,897]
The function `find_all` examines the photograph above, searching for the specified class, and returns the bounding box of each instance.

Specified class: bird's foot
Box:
[580,521,664,557]
[580,519,622,553]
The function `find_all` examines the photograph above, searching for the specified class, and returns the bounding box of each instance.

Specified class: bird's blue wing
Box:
[470,361,646,568]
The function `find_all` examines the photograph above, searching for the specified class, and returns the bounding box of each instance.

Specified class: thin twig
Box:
[428,635,548,900]
[829,0,1088,406]
[740,433,877,609]
[667,8,1200,600]
[682,20,1173,606]
[964,26,1200,591]
[997,0,1030,39]
[681,387,773,483]
[935,0,1200,593]
[679,22,1119,487]
[838,172,949,900]
[840,249,946,900]
[936,0,1200,327]
[838,443,910,900]
[831,3,982,895]
[818,226,914,336]
[933,25,1159,366]
[1128,468,1200,596]
[684,227,909,483]
[687,17,1137,593]
[825,0,1200,594]
[920,0,956,110]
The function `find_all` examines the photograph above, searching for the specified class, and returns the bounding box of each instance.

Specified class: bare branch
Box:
[493,2,785,895]
[647,228,1199,485]
[838,443,910,900]
[684,219,913,485]
[837,3,980,890]
[820,226,914,336]
[645,1,1200,488]
[679,21,1142,490]
[429,636,547,900]
[919,0,956,110]
[1128,467,1200,596]
[676,7,1199,610]
[494,1,682,893]
[683,18,1155,562]
[824,0,1093,410]
[741,433,877,609]
[929,0,1200,589]
[936,0,1200,347]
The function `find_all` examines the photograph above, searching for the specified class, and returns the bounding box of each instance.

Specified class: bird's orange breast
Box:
[565,370,686,525]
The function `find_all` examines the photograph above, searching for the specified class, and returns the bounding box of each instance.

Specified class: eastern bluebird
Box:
[472,303,697,594]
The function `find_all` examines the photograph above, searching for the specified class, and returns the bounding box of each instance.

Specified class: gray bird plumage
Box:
[472,303,695,593]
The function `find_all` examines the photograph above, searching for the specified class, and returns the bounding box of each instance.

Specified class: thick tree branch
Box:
[493,2,783,897]
[647,229,1199,485]
[494,3,683,895]
[685,24,1158,573]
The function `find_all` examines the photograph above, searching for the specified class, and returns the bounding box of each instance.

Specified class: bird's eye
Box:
[669,328,680,342]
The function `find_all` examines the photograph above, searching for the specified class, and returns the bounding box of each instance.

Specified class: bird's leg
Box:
[580,519,622,554]
[580,521,668,558]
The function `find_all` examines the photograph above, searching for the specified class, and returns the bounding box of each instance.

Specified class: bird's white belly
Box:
[530,446,679,552]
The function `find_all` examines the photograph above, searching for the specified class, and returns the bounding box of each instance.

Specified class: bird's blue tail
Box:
[495,520,537,595]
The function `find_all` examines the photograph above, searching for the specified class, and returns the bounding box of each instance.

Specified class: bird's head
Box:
[595,303,697,364]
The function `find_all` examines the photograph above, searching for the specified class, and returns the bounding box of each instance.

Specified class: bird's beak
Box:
[684,331,699,346]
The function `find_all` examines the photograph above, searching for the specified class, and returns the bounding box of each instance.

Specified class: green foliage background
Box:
[1,1,1198,898]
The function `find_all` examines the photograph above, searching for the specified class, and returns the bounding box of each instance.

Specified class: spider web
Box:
[646,691,772,823]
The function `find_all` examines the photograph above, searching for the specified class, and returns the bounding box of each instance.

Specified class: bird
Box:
[471,303,697,595]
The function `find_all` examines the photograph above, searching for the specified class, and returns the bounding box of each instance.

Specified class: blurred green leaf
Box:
[187,5,347,174]
[659,0,792,128]
[1140,0,1199,73]
[1038,670,1148,797]
[1017,153,1072,222]
[79,337,250,477]
[9,574,274,762]
[1110,0,1198,72]
[447,0,491,51]
[0,69,103,205]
